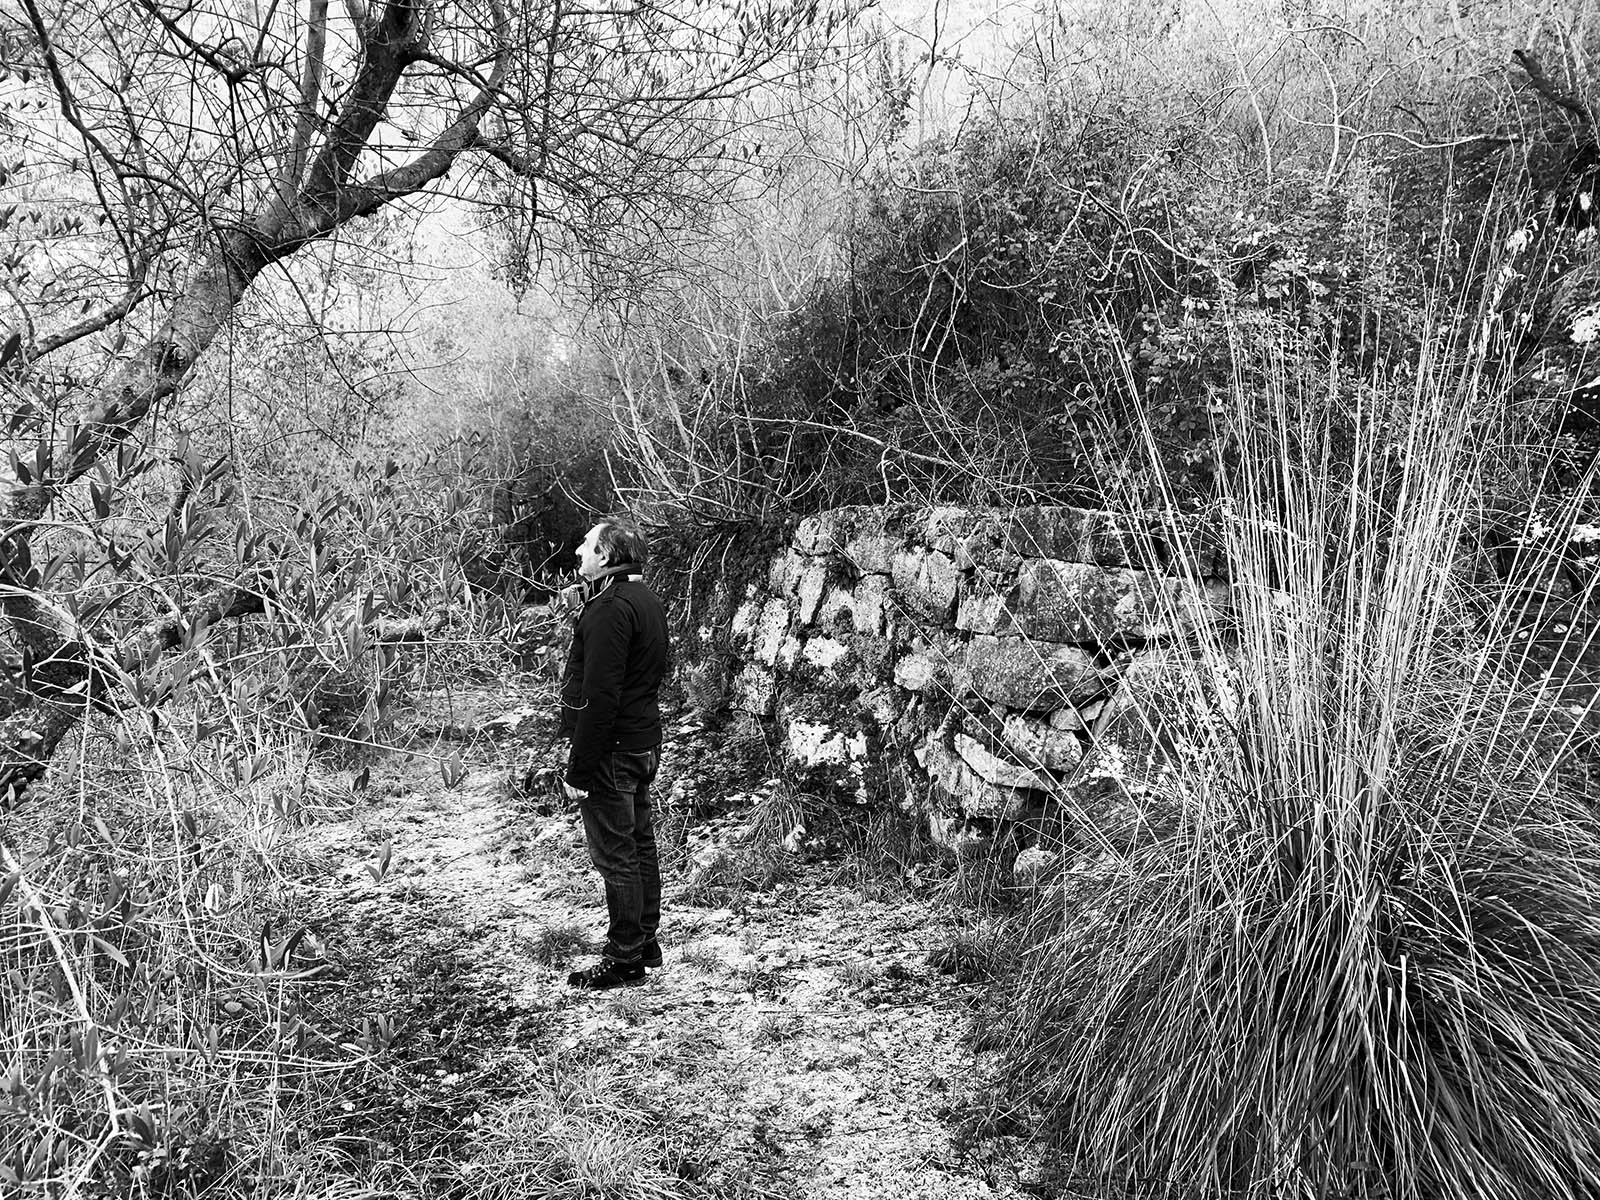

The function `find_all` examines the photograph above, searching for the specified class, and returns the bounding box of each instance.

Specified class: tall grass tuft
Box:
[466,1061,681,1200]
[998,266,1600,1198]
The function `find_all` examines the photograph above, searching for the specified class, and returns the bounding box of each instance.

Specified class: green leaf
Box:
[88,934,128,969]
[441,751,466,789]
[365,839,392,884]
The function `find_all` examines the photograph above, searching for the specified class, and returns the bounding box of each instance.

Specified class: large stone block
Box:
[729,595,760,652]
[776,631,804,671]
[1000,506,1088,559]
[796,559,830,624]
[794,510,856,555]
[1049,700,1103,731]
[955,516,1018,573]
[852,575,889,636]
[769,549,807,595]
[919,504,1225,570]
[1005,560,1221,644]
[737,597,789,666]
[1006,507,1147,567]
[800,635,850,675]
[966,540,1020,574]
[964,635,1109,711]
[920,506,977,545]
[891,548,958,622]
[786,719,863,767]
[956,584,1011,634]
[1012,845,1060,887]
[843,531,902,576]
[1096,645,1219,732]
[917,735,1040,820]
[816,586,857,633]
[1059,648,1202,849]
[1061,742,1162,850]
[893,650,948,694]
[731,664,776,716]
[954,732,1049,788]
[1001,712,1085,771]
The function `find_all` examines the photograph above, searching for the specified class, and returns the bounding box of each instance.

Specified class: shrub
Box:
[615,67,1528,522]
[993,279,1600,1198]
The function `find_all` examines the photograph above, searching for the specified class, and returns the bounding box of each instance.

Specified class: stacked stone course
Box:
[725,505,1228,843]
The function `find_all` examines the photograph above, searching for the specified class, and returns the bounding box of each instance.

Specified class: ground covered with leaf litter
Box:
[277,683,1033,1199]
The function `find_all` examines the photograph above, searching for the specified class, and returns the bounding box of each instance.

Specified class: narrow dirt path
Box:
[282,684,1026,1199]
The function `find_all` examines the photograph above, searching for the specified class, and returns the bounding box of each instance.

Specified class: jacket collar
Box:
[578,562,643,606]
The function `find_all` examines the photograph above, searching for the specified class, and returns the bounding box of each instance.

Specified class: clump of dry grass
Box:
[995,278,1600,1198]
[465,1062,680,1200]
[927,922,1010,985]
[751,1010,806,1046]
[679,841,795,908]
[520,919,591,965]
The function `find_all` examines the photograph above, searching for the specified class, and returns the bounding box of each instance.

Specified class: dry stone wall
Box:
[725,505,1226,844]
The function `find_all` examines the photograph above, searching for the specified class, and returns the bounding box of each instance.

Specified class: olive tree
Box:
[0,0,845,805]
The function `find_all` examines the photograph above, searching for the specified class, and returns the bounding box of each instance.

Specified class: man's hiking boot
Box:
[567,959,646,990]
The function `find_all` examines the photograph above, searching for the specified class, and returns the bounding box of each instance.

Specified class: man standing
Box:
[558,518,670,989]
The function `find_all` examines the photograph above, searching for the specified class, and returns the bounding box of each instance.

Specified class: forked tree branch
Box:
[0,0,817,814]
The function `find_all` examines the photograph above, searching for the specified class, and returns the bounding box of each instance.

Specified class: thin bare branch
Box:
[284,0,331,200]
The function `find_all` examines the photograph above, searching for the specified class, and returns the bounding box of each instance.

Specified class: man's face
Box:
[576,524,610,580]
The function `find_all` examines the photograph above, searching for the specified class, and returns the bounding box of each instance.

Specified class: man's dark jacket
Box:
[560,569,669,791]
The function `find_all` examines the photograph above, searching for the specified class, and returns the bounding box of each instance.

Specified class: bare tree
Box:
[0,0,847,803]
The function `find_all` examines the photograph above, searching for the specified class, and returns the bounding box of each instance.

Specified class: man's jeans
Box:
[577,748,661,964]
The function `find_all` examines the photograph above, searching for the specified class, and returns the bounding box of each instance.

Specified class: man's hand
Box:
[562,782,588,803]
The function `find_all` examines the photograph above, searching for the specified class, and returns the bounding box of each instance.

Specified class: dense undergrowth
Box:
[622,51,1599,527]
[0,441,525,1192]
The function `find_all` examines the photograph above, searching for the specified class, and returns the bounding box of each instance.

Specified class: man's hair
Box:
[595,518,648,568]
